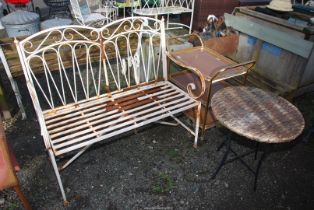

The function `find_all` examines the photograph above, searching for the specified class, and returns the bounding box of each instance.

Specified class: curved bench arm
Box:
[166,52,206,100]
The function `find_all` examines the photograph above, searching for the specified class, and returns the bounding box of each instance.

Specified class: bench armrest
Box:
[167,52,206,100]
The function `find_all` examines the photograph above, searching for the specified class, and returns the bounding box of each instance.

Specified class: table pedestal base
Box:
[211,133,266,191]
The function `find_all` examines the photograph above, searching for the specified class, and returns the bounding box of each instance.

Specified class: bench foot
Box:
[63,200,70,206]
[48,149,67,202]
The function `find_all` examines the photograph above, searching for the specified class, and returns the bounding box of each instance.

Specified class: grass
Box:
[7,202,19,210]
[166,149,179,159]
[152,172,175,194]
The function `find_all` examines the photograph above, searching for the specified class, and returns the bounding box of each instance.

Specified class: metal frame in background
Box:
[69,0,112,26]
[87,0,119,22]
[132,0,195,33]
[114,0,141,18]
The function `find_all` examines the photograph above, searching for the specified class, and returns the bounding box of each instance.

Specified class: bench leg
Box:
[60,144,92,170]
[193,102,201,148]
[171,115,196,135]
[48,149,68,204]
[189,3,195,34]
[155,120,179,126]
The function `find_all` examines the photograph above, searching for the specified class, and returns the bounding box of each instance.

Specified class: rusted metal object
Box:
[0,116,32,210]
[0,20,141,119]
[15,17,205,202]
[203,34,239,56]
[169,46,255,134]
[170,70,229,130]
[170,47,253,82]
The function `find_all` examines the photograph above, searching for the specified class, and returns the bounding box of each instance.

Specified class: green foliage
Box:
[152,172,174,194]
[8,203,19,210]
[166,149,179,159]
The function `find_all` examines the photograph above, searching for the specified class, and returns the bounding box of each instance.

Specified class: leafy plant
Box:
[152,172,174,194]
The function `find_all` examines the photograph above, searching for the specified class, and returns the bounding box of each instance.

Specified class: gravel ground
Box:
[0,75,314,210]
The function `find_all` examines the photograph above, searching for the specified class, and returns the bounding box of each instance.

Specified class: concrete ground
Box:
[0,74,313,210]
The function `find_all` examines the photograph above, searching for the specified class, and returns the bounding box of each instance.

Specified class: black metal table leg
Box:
[211,134,231,179]
[217,135,228,151]
[253,150,266,191]
[255,142,259,160]
[212,133,267,191]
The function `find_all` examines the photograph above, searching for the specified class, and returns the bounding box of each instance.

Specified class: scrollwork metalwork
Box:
[16,17,166,109]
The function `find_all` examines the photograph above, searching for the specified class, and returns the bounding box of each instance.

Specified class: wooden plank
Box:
[224,13,313,58]
[300,47,314,86]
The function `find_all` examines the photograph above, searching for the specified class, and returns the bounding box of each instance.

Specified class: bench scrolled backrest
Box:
[15,17,167,113]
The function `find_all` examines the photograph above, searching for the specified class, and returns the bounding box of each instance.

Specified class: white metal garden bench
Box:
[15,17,205,203]
[132,0,195,33]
